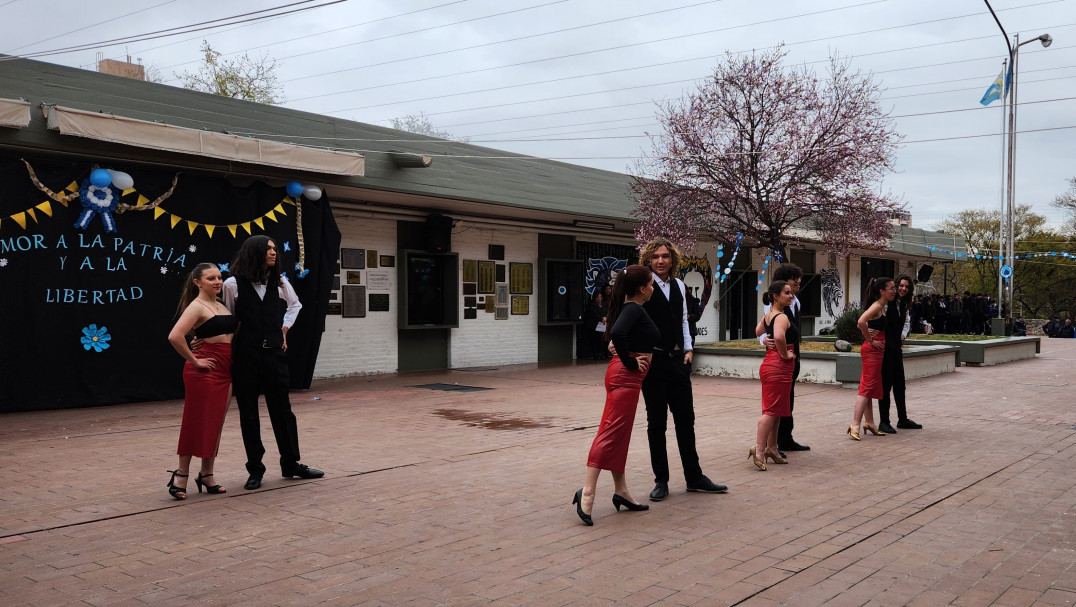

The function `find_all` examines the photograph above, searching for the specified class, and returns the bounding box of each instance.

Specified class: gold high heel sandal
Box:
[765,448,788,464]
[748,445,766,471]
[847,424,861,441]
[863,424,886,436]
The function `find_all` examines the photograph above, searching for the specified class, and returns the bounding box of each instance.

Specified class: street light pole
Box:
[982,0,1052,332]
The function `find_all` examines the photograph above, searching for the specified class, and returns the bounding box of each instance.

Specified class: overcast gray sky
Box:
[4,0,1074,234]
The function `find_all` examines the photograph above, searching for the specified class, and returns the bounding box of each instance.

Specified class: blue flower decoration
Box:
[297,268,310,279]
[219,262,230,273]
[283,241,291,252]
[80,324,111,352]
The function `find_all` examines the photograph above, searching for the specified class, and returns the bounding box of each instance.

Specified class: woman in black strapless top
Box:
[165,263,238,500]
[848,277,897,440]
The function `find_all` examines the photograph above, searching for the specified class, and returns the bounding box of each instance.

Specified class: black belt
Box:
[652,348,683,358]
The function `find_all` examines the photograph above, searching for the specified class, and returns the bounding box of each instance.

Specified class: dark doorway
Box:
[724,270,758,341]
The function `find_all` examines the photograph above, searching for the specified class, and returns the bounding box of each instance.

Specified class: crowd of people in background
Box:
[909,291,997,336]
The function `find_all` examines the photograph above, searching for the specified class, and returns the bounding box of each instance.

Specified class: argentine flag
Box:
[980,67,1009,106]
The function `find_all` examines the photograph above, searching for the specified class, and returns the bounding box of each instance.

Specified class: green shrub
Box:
[834,307,865,345]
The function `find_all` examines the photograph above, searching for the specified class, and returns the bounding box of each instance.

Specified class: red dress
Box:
[587,354,648,473]
[858,333,886,399]
[759,346,795,417]
[177,342,233,458]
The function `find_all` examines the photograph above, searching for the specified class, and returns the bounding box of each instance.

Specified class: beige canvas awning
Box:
[0,97,31,128]
[45,105,364,177]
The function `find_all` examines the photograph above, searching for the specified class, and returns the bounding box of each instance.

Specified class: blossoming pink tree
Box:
[632,46,905,258]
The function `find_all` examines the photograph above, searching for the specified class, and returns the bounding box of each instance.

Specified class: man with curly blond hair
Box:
[636,237,727,500]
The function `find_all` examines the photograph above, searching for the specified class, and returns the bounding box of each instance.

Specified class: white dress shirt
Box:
[654,274,693,352]
[222,276,303,328]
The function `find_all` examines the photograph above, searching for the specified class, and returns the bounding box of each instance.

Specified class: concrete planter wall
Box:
[901,336,1040,366]
[693,343,959,388]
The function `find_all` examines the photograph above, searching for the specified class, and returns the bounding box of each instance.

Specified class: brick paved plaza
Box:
[1,340,1074,606]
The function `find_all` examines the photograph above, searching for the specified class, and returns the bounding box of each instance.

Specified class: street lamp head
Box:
[1039,33,1053,47]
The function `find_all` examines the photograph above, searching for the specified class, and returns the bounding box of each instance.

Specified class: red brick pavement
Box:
[1,340,1074,606]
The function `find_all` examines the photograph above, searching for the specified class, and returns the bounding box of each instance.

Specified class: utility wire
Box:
[5,0,178,54]
[4,0,349,60]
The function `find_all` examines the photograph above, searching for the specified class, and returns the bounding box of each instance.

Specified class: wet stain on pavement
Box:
[433,408,553,430]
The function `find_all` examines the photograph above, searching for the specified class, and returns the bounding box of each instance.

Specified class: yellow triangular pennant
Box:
[265,210,277,223]
[204,224,215,238]
[282,196,292,205]
[153,207,166,220]
[240,222,251,235]
[11,212,27,229]
[170,214,182,229]
[187,221,198,235]
[228,224,237,237]
[274,203,286,215]
[253,217,264,230]
[66,181,79,193]
[137,194,149,207]
[35,201,53,217]
[122,188,136,196]
[26,208,37,223]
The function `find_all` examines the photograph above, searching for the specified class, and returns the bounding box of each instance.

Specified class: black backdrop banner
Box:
[0,154,340,413]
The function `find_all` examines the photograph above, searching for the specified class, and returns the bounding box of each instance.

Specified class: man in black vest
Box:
[224,235,323,490]
[638,238,727,501]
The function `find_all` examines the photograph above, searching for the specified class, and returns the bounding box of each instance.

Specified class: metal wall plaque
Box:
[511,295,529,315]
[341,248,365,269]
[509,262,533,294]
[342,285,367,317]
[346,270,362,284]
[369,293,390,312]
[478,260,496,294]
[462,259,478,282]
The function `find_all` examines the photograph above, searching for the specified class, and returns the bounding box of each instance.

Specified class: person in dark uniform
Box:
[223,235,323,490]
[877,274,922,434]
[636,238,726,501]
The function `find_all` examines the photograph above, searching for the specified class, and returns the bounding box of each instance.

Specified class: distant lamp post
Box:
[983,0,1053,331]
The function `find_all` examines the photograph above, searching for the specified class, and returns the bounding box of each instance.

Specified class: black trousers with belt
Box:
[232,345,301,477]
[777,357,801,446]
[878,347,907,425]
[641,351,703,484]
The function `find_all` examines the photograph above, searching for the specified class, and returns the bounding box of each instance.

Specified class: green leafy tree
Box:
[177,41,283,104]
[934,205,1076,318]
[1053,177,1076,235]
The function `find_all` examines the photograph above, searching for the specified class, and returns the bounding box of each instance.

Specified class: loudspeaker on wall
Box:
[424,214,453,253]
[917,264,934,282]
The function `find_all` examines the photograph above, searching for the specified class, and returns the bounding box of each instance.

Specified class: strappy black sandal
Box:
[196,472,226,494]
[167,469,189,500]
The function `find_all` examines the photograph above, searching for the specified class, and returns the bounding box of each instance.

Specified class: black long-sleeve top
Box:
[610,302,660,370]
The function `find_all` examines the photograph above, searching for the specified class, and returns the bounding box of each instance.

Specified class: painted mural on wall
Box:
[0,155,339,413]
[679,254,713,310]
[820,267,843,318]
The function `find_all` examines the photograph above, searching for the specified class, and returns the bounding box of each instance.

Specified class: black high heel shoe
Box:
[195,472,226,494]
[166,469,189,500]
[612,494,650,512]
[572,489,594,526]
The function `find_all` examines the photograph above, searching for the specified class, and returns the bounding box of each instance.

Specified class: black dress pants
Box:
[777,357,801,446]
[233,346,302,477]
[878,347,907,424]
[642,354,703,484]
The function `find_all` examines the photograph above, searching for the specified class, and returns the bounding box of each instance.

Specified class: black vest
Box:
[234,276,285,350]
[643,277,685,351]
[784,300,801,355]
[883,301,906,351]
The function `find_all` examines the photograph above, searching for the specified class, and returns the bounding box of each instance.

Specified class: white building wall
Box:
[313,215,399,378]
[449,227,538,368]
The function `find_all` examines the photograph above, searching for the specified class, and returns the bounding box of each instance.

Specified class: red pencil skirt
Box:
[587,354,648,474]
[759,348,794,417]
[858,335,886,399]
[177,342,233,458]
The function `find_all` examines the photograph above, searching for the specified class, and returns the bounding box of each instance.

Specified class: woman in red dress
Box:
[574,265,658,526]
[166,263,238,499]
[751,281,797,470]
[849,277,897,440]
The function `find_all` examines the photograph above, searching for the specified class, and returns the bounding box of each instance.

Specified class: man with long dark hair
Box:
[876,274,921,433]
[637,238,726,501]
[223,235,323,490]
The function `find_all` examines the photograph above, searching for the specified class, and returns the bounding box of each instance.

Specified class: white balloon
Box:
[302,185,323,200]
[107,170,134,191]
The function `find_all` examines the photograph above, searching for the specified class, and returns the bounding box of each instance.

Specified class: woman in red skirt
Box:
[166,263,238,499]
[849,277,897,440]
[574,265,659,526]
[751,281,798,470]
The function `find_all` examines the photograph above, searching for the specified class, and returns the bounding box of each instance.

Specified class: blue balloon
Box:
[90,169,112,188]
[286,181,303,197]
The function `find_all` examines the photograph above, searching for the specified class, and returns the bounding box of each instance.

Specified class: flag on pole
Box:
[980,66,1009,106]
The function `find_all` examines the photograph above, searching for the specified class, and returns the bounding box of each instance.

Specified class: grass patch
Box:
[909,334,1000,341]
[712,339,863,353]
